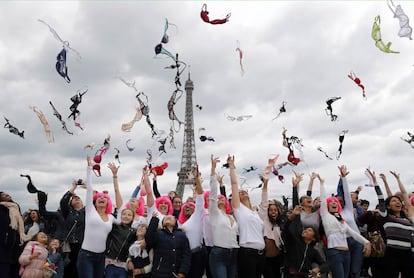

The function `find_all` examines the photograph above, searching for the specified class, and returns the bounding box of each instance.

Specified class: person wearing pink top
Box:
[18,232,49,278]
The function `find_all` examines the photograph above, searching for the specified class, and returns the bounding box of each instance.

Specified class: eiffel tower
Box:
[176,73,197,198]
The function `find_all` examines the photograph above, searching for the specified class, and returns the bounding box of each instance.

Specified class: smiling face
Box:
[95,195,108,208]
[268,203,279,222]
[183,203,195,218]
[328,199,339,213]
[36,232,48,245]
[158,201,169,215]
[136,224,147,238]
[300,196,313,208]
[172,197,182,211]
[121,208,134,225]
[30,210,40,222]
[387,196,403,214]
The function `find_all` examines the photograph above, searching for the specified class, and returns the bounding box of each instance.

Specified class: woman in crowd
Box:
[285,205,328,278]
[209,155,239,278]
[105,207,136,278]
[60,179,86,278]
[292,172,321,231]
[178,166,207,278]
[202,173,230,278]
[319,170,371,278]
[229,155,265,278]
[258,174,287,278]
[367,169,414,278]
[0,191,31,278]
[145,211,191,278]
[18,232,49,278]
[23,209,43,240]
[143,166,173,227]
[119,168,147,229]
[336,166,366,278]
[127,223,153,277]
[76,157,121,278]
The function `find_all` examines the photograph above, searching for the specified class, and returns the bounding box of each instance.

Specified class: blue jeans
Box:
[105,264,128,278]
[209,246,238,278]
[326,248,350,278]
[347,237,363,278]
[76,249,105,278]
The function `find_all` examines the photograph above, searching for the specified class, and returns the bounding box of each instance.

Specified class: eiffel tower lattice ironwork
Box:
[175,74,197,198]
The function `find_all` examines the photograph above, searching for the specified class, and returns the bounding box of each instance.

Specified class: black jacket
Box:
[106,224,136,262]
[284,216,328,275]
[0,204,20,264]
[145,217,191,277]
[60,191,85,244]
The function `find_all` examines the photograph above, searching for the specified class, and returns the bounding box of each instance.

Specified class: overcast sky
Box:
[1,1,413,212]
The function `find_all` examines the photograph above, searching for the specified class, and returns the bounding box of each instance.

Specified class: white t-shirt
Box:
[81,167,115,253]
[209,175,239,249]
[180,194,204,250]
[233,203,265,250]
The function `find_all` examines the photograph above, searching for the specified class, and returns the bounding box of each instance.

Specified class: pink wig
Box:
[155,196,173,215]
[178,202,195,224]
[126,196,145,216]
[204,191,210,209]
[93,192,113,214]
[204,190,231,214]
[326,196,343,213]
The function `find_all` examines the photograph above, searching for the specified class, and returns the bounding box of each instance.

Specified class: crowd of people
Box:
[1,154,414,278]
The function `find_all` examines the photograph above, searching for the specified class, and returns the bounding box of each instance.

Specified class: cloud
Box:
[0,1,413,212]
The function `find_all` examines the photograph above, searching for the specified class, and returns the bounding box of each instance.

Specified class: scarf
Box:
[128,240,148,258]
[0,202,31,242]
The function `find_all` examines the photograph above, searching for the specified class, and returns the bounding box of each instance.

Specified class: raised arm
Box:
[142,165,154,208]
[318,175,328,216]
[338,165,353,214]
[194,165,203,195]
[152,171,161,198]
[261,175,268,204]
[307,172,318,196]
[60,181,78,218]
[86,156,94,209]
[379,173,393,198]
[390,171,414,218]
[292,170,304,207]
[228,155,240,209]
[366,168,386,215]
[209,155,220,215]
[130,176,141,198]
[217,174,227,198]
[108,162,122,210]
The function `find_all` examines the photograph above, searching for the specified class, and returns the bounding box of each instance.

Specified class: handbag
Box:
[62,221,77,253]
[368,231,386,257]
[61,240,71,253]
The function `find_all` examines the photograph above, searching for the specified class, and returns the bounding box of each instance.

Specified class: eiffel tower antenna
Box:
[176,72,197,198]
